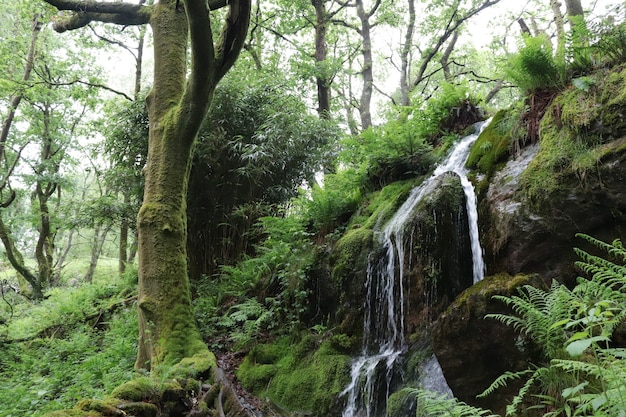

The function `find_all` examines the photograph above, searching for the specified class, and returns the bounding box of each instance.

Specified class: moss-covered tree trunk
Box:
[42,0,250,372]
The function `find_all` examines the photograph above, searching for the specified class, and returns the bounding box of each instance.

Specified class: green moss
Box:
[518,66,626,208]
[116,401,158,417]
[171,348,216,379]
[41,411,103,417]
[249,336,291,364]
[387,389,416,417]
[76,398,122,414]
[466,109,511,177]
[110,377,158,402]
[450,273,542,316]
[237,337,350,417]
[238,361,278,392]
[331,227,373,285]
[362,179,417,229]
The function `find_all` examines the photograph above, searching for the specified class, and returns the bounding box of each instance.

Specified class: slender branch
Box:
[27,79,134,101]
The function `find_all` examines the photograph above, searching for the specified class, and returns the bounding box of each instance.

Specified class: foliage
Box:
[519,66,626,207]
[479,235,626,417]
[101,96,149,224]
[411,388,499,417]
[584,19,626,69]
[466,110,512,178]
[187,71,339,279]
[338,82,480,190]
[195,215,316,348]
[506,35,566,94]
[0,273,137,417]
[302,173,363,239]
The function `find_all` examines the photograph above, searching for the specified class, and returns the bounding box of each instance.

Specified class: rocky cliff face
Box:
[430,67,626,414]
[482,138,626,283]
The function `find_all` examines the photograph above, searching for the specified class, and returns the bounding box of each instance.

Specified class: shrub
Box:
[506,34,566,93]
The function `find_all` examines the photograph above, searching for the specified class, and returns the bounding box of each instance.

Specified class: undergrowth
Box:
[0,268,138,417]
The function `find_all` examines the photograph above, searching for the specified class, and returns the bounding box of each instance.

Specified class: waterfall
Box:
[341,120,491,417]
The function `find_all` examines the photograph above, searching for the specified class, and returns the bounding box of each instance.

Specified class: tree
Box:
[42,0,251,371]
[0,4,100,298]
[399,0,501,105]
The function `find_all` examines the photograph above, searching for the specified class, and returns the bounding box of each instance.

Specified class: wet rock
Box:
[431,273,546,415]
[482,139,626,282]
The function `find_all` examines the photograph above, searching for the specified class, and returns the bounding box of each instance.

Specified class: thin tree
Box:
[42,0,251,371]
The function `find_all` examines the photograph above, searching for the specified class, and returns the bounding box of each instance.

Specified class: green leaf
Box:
[566,339,593,356]
[562,381,588,398]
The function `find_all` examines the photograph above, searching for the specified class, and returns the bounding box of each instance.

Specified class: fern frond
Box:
[551,358,604,378]
[409,388,501,417]
[478,369,534,398]
[506,367,548,416]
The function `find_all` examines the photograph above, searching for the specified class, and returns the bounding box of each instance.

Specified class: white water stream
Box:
[341,120,491,417]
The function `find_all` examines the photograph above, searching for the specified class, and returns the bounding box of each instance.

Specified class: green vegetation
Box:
[506,34,566,94]
[466,110,512,178]
[0,267,138,417]
[237,335,350,416]
[519,66,626,207]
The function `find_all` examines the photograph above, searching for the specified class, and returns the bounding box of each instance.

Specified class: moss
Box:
[237,360,278,392]
[361,179,417,229]
[331,227,373,285]
[450,273,542,316]
[171,348,216,379]
[117,402,159,417]
[76,398,122,414]
[387,389,416,417]
[41,411,103,417]
[237,337,351,417]
[111,377,158,402]
[249,336,291,364]
[518,66,626,208]
[466,109,512,177]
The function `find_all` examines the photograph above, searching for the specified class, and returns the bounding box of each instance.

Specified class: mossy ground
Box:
[237,335,351,416]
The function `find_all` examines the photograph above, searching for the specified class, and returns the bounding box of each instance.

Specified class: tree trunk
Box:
[42,0,251,373]
[312,0,331,118]
[400,0,415,107]
[85,223,110,283]
[440,30,459,82]
[356,0,374,130]
[549,0,566,69]
[135,1,204,371]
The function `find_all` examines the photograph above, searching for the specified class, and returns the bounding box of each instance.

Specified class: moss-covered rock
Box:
[110,377,158,402]
[237,336,350,417]
[466,109,512,178]
[520,66,626,207]
[386,388,417,417]
[431,273,546,415]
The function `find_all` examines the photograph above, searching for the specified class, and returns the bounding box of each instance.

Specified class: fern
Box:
[484,235,626,417]
[407,388,500,417]
[487,281,573,359]
[478,369,534,398]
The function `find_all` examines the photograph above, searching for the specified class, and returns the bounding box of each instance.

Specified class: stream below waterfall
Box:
[340,120,491,417]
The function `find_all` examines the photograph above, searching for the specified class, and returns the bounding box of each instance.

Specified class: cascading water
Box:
[341,120,491,417]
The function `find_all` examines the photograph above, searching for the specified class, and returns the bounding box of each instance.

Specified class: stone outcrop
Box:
[482,138,626,282]
[431,273,546,415]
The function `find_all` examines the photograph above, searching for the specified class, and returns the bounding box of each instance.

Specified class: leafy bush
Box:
[506,35,566,93]
[196,215,316,347]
